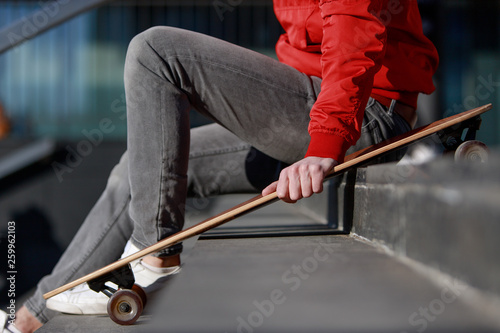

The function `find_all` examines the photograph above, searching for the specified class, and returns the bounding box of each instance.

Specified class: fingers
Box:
[310,163,324,194]
[276,170,296,203]
[262,181,278,196]
[283,163,321,201]
[262,180,297,204]
[261,157,337,203]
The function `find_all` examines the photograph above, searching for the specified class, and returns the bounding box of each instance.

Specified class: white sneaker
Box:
[0,309,22,333]
[124,241,181,293]
[46,241,181,315]
[45,282,110,315]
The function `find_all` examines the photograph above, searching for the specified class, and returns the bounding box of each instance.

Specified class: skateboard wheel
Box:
[454,140,489,163]
[107,289,143,325]
[132,284,147,308]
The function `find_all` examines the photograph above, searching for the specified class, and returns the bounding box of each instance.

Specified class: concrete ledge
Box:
[145,235,500,333]
[350,151,500,298]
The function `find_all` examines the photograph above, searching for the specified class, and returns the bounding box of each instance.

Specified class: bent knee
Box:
[127,26,188,59]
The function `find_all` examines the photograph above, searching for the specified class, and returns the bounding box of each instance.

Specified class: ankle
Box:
[142,254,180,268]
[13,306,42,333]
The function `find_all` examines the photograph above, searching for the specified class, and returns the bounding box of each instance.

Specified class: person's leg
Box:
[21,153,133,325]
[124,27,317,255]
[187,124,292,195]
[14,124,260,330]
[187,123,256,197]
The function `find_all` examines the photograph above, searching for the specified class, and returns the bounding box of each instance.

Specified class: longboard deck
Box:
[43,103,492,300]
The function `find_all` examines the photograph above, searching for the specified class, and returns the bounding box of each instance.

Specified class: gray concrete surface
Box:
[36,314,152,332]
[141,235,500,333]
[351,151,500,297]
[38,235,500,333]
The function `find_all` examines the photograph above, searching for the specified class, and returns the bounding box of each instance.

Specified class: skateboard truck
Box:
[87,264,147,325]
[437,115,488,162]
[88,264,135,296]
[437,115,481,150]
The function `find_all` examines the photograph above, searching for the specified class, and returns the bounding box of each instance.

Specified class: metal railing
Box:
[0,0,116,54]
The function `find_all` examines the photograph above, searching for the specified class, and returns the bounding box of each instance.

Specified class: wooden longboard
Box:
[43,103,492,300]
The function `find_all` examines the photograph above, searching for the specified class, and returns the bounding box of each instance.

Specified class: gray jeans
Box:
[24,27,410,323]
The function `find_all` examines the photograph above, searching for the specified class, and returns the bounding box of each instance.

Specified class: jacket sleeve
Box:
[305,0,387,162]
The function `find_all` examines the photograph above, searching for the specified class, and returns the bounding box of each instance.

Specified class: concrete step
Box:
[349,150,500,299]
[63,235,500,333]
[39,235,500,333]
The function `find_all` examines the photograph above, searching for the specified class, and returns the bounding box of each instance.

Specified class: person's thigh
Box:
[132,26,320,165]
[187,123,255,197]
[188,123,301,196]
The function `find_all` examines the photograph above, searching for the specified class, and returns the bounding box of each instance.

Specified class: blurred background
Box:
[0,0,283,138]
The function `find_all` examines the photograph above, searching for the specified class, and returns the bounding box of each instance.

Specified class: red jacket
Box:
[274,0,439,162]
